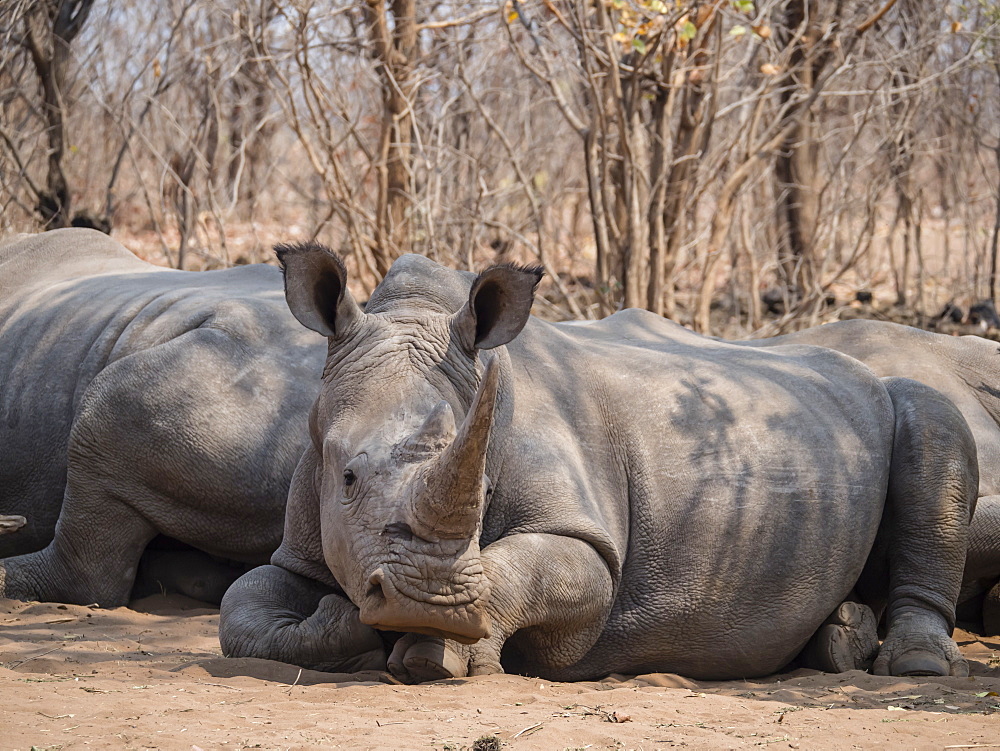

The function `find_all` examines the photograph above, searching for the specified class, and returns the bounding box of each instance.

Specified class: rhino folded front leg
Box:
[0,515,26,534]
[220,564,388,673]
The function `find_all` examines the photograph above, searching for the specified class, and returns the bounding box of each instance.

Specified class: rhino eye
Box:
[341,453,367,501]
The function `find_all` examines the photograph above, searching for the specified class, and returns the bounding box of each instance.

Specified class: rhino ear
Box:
[275,242,363,338]
[452,263,543,350]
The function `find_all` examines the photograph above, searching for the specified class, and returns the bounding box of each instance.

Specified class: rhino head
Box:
[277,243,541,644]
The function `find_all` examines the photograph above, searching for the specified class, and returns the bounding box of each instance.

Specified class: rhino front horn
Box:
[415,357,500,539]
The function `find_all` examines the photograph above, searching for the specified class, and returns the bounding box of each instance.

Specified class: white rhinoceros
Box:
[219,246,977,682]
[0,229,325,606]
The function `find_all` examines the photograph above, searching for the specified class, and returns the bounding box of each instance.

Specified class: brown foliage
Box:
[0,0,997,335]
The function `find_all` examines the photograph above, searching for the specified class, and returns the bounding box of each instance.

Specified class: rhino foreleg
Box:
[0,484,155,606]
[387,533,613,683]
[219,564,387,672]
[0,378,163,606]
[863,377,978,677]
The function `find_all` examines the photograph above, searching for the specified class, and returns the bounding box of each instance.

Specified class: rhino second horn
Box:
[401,401,458,457]
[417,357,500,539]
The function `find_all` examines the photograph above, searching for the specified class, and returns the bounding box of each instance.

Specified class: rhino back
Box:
[0,229,322,555]
[759,319,1000,495]
[493,310,894,678]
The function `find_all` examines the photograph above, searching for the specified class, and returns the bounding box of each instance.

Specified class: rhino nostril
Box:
[366,568,386,602]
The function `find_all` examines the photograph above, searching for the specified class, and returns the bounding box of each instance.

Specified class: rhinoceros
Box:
[0,228,324,606]
[746,319,1000,631]
[219,245,977,682]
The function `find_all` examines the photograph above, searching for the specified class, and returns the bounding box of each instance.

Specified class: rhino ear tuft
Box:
[452,263,543,351]
[275,242,363,338]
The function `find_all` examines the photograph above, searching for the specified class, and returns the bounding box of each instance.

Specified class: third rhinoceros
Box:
[748,319,1000,632]
[220,245,976,682]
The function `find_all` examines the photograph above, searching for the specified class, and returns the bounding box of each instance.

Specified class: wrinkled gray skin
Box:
[0,229,324,606]
[221,247,977,682]
[748,320,1000,631]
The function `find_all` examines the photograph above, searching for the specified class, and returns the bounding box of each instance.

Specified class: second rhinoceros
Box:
[220,245,977,682]
[0,229,325,607]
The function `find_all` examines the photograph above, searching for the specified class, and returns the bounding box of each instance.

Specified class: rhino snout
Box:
[359,565,491,644]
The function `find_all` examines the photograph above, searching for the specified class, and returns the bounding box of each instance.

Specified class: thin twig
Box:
[6,645,63,669]
[285,667,303,694]
[857,0,900,34]
[512,721,543,738]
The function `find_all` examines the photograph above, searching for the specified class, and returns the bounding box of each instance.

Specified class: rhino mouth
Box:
[358,566,491,643]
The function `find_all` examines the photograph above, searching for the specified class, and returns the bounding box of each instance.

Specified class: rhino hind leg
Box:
[800,600,880,673]
[860,377,978,677]
[0,486,156,606]
[0,378,161,606]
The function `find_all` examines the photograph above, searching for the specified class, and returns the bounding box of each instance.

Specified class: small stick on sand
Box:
[512,722,543,738]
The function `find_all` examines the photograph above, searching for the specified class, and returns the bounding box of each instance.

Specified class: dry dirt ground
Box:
[2,597,1000,750]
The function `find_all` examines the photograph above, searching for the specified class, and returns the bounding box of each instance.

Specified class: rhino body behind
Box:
[0,229,325,604]
[754,320,1000,495]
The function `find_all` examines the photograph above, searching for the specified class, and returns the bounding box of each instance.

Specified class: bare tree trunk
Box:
[656,9,720,317]
[621,95,649,310]
[228,1,277,214]
[773,0,839,296]
[366,0,418,275]
[24,0,95,228]
[646,77,671,315]
[585,125,613,308]
[990,142,1000,304]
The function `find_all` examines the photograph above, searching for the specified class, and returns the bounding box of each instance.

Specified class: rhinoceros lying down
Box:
[220,245,977,682]
[0,229,324,606]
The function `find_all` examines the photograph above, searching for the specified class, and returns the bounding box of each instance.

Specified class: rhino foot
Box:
[804,601,880,673]
[387,633,503,684]
[873,611,968,677]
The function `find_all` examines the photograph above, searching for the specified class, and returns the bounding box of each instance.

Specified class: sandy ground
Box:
[3,596,1000,751]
